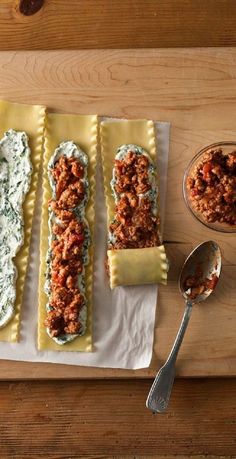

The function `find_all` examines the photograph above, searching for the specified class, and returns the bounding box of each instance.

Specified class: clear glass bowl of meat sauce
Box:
[183,142,236,233]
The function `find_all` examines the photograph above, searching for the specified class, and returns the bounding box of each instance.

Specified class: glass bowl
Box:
[183,141,236,233]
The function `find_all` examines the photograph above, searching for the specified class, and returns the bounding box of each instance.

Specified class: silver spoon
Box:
[146,240,221,414]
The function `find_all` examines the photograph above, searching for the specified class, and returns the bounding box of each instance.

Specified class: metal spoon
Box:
[146,240,221,414]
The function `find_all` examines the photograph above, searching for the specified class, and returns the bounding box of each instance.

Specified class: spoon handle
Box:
[146,301,192,413]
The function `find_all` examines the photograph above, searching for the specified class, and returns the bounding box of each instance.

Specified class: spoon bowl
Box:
[179,240,222,304]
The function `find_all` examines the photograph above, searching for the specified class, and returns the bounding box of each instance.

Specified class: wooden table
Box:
[0,1,236,458]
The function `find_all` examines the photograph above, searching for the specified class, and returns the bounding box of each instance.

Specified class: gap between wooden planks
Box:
[0,49,235,379]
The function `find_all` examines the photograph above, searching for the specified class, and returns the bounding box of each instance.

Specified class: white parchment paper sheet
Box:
[0,121,170,369]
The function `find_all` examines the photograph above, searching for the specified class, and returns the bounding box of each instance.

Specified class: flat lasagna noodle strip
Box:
[0,100,45,342]
[100,119,168,289]
[38,113,97,352]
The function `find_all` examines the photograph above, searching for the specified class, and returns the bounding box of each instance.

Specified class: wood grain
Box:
[0,49,235,379]
[0,379,235,458]
[1,1,236,49]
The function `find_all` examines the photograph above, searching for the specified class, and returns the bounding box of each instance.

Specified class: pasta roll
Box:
[100,119,168,289]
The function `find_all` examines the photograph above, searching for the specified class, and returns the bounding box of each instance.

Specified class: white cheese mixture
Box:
[46,141,90,345]
[0,129,32,328]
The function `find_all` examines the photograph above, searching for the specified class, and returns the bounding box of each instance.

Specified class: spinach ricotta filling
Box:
[0,129,32,328]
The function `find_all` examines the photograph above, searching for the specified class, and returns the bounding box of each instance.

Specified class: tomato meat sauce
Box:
[184,266,219,300]
[187,148,236,225]
[108,149,161,250]
[45,155,87,338]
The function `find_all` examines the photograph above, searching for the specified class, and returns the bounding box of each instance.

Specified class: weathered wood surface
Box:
[0,379,235,458]
[1,1,236,49]
[0,48,235,379]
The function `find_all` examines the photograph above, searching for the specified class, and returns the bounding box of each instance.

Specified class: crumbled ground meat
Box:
[187,148,236,225]
[108,150,161,250]
[184,266,218,300]
[45,155,86,338]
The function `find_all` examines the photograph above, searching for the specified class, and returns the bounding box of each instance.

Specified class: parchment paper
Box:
[0,120,170,369]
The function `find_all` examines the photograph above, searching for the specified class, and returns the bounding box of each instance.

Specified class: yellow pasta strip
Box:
[38,113,97,351]
[0,100,45,342]
[100,119,168,289]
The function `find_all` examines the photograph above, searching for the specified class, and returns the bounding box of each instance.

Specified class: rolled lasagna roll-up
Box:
[100,119,168,289]
[107,246,168,289]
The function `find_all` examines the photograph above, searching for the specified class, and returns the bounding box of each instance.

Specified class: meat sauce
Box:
[187,148,236,225]
[184,266,218,300]
[108,147,161,250]
[44,155,88,339]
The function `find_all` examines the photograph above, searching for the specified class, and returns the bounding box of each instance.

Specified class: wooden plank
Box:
[2,1,236,50]
[0,379,235,457]
[0,49,235,379]
[1,249,235,379]
[155,265,236,376]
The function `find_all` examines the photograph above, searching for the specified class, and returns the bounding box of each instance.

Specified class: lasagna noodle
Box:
[100,119,168,289]
[38,113,97,351]
[0,100,45,342]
